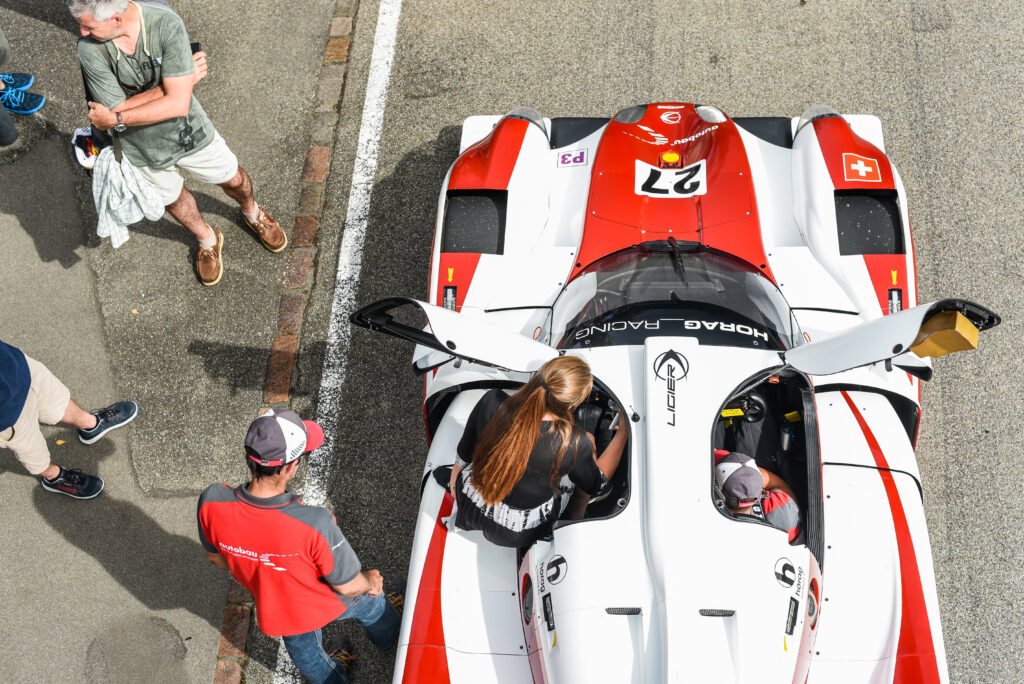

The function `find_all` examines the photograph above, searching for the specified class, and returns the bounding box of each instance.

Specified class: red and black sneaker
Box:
[40,467,105,500]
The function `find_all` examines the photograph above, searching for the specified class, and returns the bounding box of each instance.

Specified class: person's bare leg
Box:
[37,400,97,481]
[219,166,257,216]
[166,186,215,242]
[62,399,98,430]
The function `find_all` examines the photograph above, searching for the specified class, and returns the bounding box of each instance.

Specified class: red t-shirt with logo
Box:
[197,484,361,636]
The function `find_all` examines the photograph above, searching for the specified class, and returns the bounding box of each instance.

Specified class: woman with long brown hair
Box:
[448,355,627,547]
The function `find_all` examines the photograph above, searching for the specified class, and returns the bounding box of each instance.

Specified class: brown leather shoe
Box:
[196,229,224,286]
[244,206,287,253]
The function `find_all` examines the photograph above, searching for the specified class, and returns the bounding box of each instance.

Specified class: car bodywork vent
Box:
[835,190,904,255]
[442,190,507,254]
[549,117,607,148]
[734,117,794,148]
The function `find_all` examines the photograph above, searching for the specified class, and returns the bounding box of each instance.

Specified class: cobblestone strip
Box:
[212,2,357,682]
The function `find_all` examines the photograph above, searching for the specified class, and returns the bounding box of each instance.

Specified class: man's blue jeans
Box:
[282,592,400,684]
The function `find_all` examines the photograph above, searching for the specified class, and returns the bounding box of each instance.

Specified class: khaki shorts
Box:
[137,131,240,206]
[0,355,71,475]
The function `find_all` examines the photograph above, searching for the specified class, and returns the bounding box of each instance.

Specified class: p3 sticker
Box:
[557,149,589,168]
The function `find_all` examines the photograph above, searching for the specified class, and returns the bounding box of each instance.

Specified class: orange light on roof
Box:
[659,150,682,169]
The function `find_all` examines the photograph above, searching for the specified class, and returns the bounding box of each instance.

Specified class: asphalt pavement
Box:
[2,1,1022,683]
[1,1,334,682]
[283,1,1023,683]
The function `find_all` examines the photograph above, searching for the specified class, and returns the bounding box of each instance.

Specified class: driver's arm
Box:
[760,468,797,500]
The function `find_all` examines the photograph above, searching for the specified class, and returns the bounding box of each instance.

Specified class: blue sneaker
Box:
[78,401,139,445]
[0,87,45,115]
[0,73,34,90]
[40,466,105,500]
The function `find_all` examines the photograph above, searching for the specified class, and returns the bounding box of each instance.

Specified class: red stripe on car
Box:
[812,116,896,190]
[402,493,455,684]
[436,252,482,312]
[841,391,941,683]
[862,254,908,317]
[449,117,529,190]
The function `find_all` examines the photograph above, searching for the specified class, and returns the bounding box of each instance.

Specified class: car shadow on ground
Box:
[272,125,461,684]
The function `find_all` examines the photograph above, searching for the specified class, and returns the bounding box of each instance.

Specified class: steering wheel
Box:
[722,394,766,423]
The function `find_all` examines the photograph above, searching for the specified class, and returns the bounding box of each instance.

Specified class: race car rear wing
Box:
[352,296,998,378]
[350,297,558,373]
[783,298,999,376]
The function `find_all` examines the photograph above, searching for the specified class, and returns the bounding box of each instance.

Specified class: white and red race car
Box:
[351,103,1000,683]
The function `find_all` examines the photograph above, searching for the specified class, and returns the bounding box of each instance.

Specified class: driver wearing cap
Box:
[197,409,401,683]
[715,450,803,544]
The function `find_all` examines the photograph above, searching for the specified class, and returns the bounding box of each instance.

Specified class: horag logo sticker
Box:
[546,556,567,585]
[774,557,796,588]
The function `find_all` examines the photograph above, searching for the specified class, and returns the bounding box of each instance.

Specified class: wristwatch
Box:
[114,112,127,133]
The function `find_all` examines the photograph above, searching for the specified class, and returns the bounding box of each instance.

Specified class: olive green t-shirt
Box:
[77,1,216,170]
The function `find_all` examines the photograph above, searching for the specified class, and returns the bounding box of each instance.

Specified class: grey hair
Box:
[67,0,130,21]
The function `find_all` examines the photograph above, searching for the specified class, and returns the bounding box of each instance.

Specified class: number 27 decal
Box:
[634,159,707,198]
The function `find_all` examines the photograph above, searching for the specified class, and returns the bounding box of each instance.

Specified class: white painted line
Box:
[305,0,403,507]
[273,0,404,681]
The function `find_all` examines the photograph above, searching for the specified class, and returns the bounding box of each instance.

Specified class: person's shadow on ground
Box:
[0,130,247,269]
[31,487,278,674]
[0,1,79,32]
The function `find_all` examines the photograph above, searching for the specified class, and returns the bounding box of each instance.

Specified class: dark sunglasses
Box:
[113,54,160,95]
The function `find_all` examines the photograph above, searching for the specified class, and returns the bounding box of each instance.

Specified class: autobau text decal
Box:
[575,318,769,343]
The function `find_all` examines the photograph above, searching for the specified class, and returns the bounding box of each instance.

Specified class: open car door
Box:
[783,298,1000,376]
[350,297,559,373]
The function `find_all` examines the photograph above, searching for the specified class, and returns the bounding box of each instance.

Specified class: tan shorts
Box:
[0,355,71,475]
[137,131,240,206]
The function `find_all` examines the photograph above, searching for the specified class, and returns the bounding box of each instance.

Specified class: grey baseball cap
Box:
[245,409,325,467]
[714,450,763,509]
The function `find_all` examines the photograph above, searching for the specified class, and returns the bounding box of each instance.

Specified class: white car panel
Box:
[417,300,558,372]
[784,302,937,376]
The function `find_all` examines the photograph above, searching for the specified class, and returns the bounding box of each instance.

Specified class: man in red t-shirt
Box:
[198,409,401,683]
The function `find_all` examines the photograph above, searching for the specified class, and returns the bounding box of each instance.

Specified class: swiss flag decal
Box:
[842,153,882,182]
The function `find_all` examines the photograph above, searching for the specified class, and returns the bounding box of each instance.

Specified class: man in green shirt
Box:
[69,0,287,286]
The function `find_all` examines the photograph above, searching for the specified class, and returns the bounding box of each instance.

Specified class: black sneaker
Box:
[325,635,356,672]
[386,578,407,616]
[78,401,139,445]
[40,467,105,500]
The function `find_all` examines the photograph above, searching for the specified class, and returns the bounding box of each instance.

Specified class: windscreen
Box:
[552,243,800,351]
